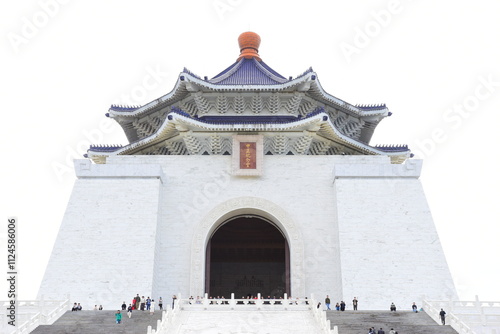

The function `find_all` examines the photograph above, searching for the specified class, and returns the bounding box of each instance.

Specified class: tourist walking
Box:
[158,297,163,310]
[325,295,331,310]
[353,297,358,310]
[115,310,122,324]
[439,308,446,325]
[377,328,385,334]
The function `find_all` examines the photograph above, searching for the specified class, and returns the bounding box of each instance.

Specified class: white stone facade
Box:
[38,155,457,310]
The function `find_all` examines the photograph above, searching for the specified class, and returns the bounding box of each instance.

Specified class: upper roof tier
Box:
[207,31,288,85]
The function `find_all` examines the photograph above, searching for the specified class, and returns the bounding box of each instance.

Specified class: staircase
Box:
[29,309,463,334]
[326,310,459,334]
[30,310,162,334]
[172,309,324,333]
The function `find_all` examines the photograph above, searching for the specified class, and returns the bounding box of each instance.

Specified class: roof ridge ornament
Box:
[237,31,262,61]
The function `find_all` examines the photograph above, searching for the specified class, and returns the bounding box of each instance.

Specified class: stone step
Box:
[326,311,458,334]
[30,310,163,334]
[175,309,323,333]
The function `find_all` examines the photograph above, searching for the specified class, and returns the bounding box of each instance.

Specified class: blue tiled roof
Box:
[88,145,123,152]
[209,58,289,85]
[170,106,325,125]
[356,104,386,111]
[374,145,409,152]
[109,105,140,112]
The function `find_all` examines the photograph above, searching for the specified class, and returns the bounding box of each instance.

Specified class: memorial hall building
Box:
[38,32,457,310]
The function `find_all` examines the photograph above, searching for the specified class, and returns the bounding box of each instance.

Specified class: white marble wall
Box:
[38,155,457,310]
[38,160,163,309]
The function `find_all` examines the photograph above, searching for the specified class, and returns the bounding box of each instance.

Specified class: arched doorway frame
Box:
[206,214,290,297]
[189,197,305,298]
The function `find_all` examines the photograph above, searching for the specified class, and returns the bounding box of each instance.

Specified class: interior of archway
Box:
[206,215,289,298]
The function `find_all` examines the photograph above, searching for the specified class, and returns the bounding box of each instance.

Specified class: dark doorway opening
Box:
[205,215,290,298]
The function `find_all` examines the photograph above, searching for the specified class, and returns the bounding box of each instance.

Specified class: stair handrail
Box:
[0,297,70,334]
[149,293,182,333]
[309,295,337,334]
[423,300,476,334]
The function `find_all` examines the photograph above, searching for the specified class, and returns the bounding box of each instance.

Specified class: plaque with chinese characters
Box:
[240,142,257,169]
[232,135,263,176]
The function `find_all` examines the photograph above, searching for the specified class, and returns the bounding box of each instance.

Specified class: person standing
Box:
[150,299,155,314]
[439,308,446,325]
[390,302,396,311]
[412,302,417,312]
[340,300,346,311]
[140,296,146,311]
[121,301,126,310]
[158,297,163,310]
[115,310,122,324]
[377,328,385,334]
[172,295,177,309]
[127,304,133,318]
[146,297,151,311]
[389,328,396,334]
[135,294,141,310]
[325,295,331,310]
[353,297,358,310]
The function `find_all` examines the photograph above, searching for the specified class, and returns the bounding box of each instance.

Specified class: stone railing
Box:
[0,298,70,334]
[423,300,474,334]
[149,293,337,334]
[308,295,338,334]
[147,295,182,334]
[424,298,500,334]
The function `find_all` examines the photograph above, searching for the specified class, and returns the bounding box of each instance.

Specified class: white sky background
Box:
[1,0,499,301]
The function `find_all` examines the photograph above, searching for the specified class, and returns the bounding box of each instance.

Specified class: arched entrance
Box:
[205,215,290,298]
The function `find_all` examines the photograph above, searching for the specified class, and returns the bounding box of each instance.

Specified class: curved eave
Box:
[308,78,389,118]
[107,69,390,122]
[107,73,190,119]
[88,111,410,163]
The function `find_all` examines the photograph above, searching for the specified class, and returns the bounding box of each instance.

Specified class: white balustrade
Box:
[0,297,70,334]
[423,298,500,334]
[149,292,335,334]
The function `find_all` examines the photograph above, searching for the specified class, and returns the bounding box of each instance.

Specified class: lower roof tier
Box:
[86,107,411,164]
